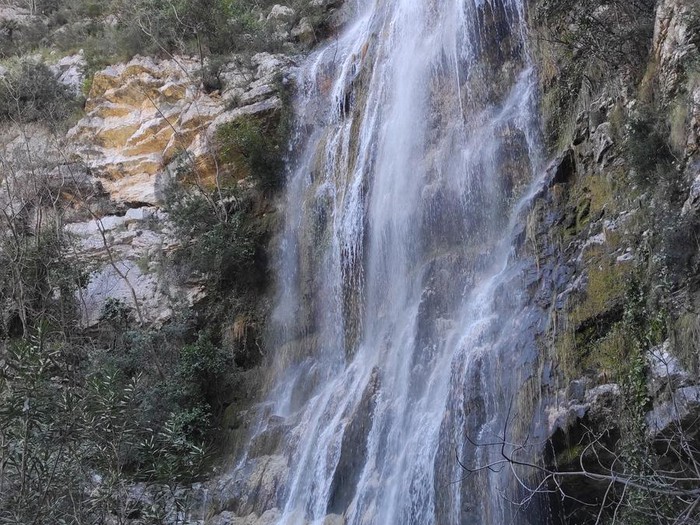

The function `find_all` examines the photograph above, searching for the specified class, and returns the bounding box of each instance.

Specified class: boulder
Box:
[50,51,86,95]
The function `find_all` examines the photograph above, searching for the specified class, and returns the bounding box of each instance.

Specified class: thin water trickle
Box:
[238,0,552,523]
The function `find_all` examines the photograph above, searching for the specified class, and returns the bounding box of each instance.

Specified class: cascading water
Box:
[231,0,555,523]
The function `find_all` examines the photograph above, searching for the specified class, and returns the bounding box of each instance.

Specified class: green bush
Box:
[626,108,675,183]
[178,336,229,389]
[217,86,293,191]
[0,327,218,522]
[165,184,262,294]
[0,60,77,124]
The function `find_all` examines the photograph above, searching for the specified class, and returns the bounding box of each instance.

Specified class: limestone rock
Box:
[65,207,205,326]
[592,122,614,165]
[682,161,700,214]
[267,5,296,38]
[208,509,281,525]
[0,6,34,25]
[647,341,691,396]
[310,0,343,7]
[50,52,87,95]
[546,382,620,437]
[213,454,289,518]
[651,0,698,99]
[267,5,296,25]
[646,386,700,439]
[292,18,316,46]
[68,54,291,205]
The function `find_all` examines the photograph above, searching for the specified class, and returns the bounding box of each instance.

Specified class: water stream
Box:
[236,0,552,523]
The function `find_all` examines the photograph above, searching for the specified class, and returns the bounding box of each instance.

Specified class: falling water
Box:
[233,0,553,523]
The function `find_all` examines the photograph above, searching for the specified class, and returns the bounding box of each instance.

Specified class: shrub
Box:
[217,82,293,191]
[165,183,263,295]
[536,0,656,73]
[0,60,77,124]
[626,107,675,184]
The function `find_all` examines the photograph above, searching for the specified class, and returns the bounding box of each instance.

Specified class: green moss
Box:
[669,101,689,155]
[671,311,700,374]
[572,257,627,327]
[555,444,586,467]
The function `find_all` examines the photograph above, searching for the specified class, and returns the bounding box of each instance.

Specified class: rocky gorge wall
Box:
[194,0,700,523]
[523,0,700,521]
[0,0,699,523]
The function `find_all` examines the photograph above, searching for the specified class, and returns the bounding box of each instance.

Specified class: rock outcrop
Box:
[68,53,290,205]
[525,0,700,519]
[0,50,292,327]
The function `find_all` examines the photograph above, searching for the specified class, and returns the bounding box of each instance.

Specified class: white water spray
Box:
[234,1,551,523]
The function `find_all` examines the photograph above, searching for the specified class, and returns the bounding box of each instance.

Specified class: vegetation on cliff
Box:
[524,0,700,522]
[0,0,699,523]
[0,0,309,522]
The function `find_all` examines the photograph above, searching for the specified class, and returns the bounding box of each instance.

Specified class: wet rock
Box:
[215,455,289,517]
[547,148,576,186]
[327,368,380,514]
[248,417,291,458]
[566,379,588,402]
[208,509,282,525]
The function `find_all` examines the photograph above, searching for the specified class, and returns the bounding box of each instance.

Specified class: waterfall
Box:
[232,0,553,523]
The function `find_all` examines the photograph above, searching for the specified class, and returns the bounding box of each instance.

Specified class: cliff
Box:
[0,0,698,523]
[526,0,700,521]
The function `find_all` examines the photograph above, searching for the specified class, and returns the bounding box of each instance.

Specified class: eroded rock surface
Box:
[68,53,290,205]
[0,50,292,327]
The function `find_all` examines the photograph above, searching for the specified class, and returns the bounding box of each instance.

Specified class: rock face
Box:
[525,0,700,520]
[650,0,699,100]
[68,54,289,205]
[63,52,289,324]
[65,206,201,326]
[0,51,292,327]
[50,52,87,95]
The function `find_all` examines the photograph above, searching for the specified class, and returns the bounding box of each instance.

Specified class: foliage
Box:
[536,0,656,72]
[43,0,292,66]
[534,0,657,149]
[626,107,676,184]
[0,60,77,124]
[165,184,262,294]
[0,145,252,524]
[217,79,293,191]
[217,116,286,192]
[0,0,301,520]
[0,334,85,524]
[0,223,86,339]
[0,327,216,522]
[0,313,233,521]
